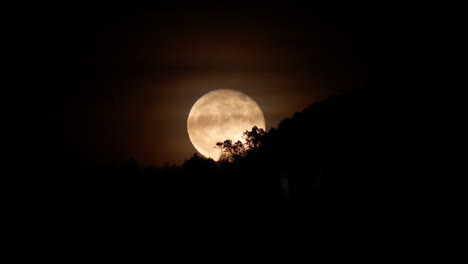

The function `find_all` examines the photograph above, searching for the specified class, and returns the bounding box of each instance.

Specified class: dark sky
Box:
[3,3,465,168]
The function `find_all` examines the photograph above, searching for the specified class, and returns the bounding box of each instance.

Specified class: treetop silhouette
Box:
[216,126,266,163]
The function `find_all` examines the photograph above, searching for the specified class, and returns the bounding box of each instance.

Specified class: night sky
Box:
[3,3,465,168]
[2,3,467,262]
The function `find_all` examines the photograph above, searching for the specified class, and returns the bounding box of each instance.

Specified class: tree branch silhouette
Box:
[216,126,266,163]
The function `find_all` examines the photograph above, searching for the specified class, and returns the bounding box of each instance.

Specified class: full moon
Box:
[187,89,266,161]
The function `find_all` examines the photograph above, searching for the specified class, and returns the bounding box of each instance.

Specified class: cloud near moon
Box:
[187,89,266,160]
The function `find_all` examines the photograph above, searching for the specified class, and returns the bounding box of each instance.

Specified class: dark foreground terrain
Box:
[2,86,464,263]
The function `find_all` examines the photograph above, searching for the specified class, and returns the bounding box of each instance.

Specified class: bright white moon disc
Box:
[187,89,266,161]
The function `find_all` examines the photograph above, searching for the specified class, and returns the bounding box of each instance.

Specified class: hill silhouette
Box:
[2,2,465,262]
[192,86,459,261]
[2,85,462,262]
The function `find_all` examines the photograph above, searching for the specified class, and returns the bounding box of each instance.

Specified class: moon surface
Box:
[187,89,266,161]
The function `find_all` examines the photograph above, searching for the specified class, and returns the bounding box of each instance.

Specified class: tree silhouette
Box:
[243,126,266,149]
[216,126,267,163]
[216,139,246,163]
[182,153,216,171]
